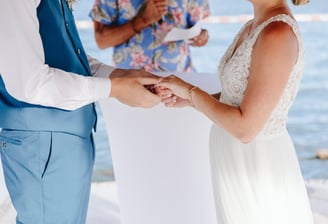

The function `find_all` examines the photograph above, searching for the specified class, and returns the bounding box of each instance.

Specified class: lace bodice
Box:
[218,14,304,135]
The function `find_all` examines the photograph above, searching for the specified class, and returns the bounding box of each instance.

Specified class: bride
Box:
[157,0,314,223]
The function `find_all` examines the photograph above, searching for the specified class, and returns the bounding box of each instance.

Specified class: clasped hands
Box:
[109,69,195,108]
[146,75,195,108]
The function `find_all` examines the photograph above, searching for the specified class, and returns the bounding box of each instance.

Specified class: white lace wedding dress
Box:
[209,14,314,224]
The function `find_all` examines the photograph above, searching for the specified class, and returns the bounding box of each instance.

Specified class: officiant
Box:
[89,0,210,72]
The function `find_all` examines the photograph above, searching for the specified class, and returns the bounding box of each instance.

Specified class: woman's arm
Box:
[159,21,299,143]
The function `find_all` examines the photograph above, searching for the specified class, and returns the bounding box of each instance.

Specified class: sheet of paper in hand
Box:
[163,21,202,42]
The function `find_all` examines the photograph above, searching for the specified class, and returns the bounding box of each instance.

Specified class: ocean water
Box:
[73,0,328,181]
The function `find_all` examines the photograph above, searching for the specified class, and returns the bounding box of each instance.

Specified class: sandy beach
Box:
[0,179,327,224]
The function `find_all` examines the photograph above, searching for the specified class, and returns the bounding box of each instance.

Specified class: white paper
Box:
[163,21,202,42]
[99,72,220,224]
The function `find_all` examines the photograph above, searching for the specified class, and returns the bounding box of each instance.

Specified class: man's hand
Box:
[142,0,167,25]
[109,69,162,108]
[131,0,167,32]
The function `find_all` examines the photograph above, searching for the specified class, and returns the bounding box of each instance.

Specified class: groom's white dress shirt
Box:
[0,0,114,110]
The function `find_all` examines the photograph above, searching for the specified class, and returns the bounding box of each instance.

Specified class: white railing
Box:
[76,13,328,29]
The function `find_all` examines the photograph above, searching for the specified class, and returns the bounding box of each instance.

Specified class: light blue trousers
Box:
[0,129,95,224]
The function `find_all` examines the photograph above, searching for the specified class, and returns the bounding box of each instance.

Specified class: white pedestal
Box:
[99,72,219,224]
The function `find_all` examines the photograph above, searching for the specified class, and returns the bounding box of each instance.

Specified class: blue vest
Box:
[0,0,96,137]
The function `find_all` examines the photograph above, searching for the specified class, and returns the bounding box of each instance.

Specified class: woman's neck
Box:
[252,1,290,25]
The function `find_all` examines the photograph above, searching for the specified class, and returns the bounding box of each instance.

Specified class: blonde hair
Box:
[292,0,310,5]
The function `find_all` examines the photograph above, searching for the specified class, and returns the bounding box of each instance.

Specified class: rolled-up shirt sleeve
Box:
[0,0,113,111]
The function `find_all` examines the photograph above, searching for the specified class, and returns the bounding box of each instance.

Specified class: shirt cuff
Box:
[89,77,111,101]
[91,62,115,97]
[93,63,116,79]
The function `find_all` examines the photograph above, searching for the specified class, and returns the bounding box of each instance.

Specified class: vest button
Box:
[1,141,6,150]
[65,22,69,27]
[77,49,81,55]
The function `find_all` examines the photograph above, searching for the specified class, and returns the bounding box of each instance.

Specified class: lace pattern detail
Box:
[218,14,304,135]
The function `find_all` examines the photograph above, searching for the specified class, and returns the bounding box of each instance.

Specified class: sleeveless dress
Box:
[209,14,314,224]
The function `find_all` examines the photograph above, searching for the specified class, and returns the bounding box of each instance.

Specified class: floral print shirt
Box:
[90,0,210,72]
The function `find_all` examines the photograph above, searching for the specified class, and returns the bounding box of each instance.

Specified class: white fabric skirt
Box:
[209,125,314,224]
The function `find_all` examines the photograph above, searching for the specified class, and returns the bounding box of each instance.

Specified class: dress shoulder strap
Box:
[249,14,303,60]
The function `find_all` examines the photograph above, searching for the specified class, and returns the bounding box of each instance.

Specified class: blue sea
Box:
[72,0,328,181]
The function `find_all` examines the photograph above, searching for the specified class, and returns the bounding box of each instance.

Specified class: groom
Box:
[0,0,161,223]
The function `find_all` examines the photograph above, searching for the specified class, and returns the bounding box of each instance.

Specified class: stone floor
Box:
[1,180,327,224]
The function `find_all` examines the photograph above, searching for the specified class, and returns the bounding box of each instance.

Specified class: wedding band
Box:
[172,96,177,104]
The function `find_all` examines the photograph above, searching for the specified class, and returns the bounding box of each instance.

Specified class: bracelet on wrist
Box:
[131,19,140,33]
[188,86,198,107]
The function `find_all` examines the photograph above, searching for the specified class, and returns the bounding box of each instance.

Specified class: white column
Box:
[99,72,219,224]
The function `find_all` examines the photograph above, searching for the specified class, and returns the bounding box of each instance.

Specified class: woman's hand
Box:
[161,95,192,107]
[156,75,195,107]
